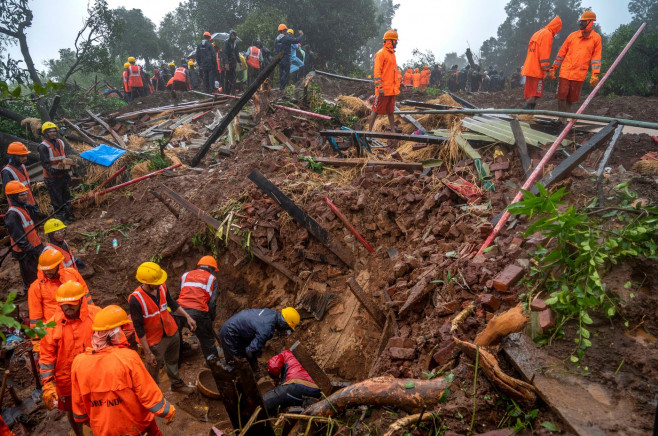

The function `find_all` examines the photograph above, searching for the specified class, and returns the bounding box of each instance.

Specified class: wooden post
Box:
[85,109,128,149]
[248,170,355,268]
[510,118,531,177]
[191,52,284,166]
[289,341,334,396]
[346,276,387,329]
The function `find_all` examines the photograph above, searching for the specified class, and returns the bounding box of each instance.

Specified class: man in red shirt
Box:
[263,349,321,415]
[368,30,400,132]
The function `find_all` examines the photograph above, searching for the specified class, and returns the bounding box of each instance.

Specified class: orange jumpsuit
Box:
[419,67,431,90]
[412,68,421,88]
[39,300,100,398]
[72,344,173,436]
[28,267,93,328]
[373,40,400,97]
[522,17,562,79]
[402,68,413,87]
[553,26,602,82]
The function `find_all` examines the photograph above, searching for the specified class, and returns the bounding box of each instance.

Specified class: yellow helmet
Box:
[56,280,86,303]
[169,62,176,66]
[128,56,136,63]
[287,29,294,34]
[188,60,194,66]
[44,218,66,235]
[38,248,64,271]
[136,262,167,285]
[93,305,130,331]
[41,121,58,134]
[123,62,130,68]
[281,307,300,330]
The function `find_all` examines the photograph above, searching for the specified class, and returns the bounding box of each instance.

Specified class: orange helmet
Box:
[580,10,596,21]
[197,255,218,271]
[203,31,212,38]
[93,305,130,331]
[278,24,287,31]
[4,180,28,195]
[7,142,29,156]
[38,248,65,271]
[383,30,398,41]
[56,280,86,304]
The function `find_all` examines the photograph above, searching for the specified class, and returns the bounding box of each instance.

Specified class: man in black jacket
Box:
[273,24,304,89]
[39,122,73,223]
[218,307,300,371]
[222,30,240,95]
[196,31,216,92]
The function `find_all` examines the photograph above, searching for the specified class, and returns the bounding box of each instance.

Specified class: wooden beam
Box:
[447,92,478,109]
[346,276,387,329]
[289,341,334,396]
[85,109,127,149]
[248,170,355,268]
[320,130,449,145]
[314,157,423,171]
[531,121,618,194]
[314,70,373,83]
[62,118,99,147]
[191,52,284,166]
[596,125,624,206]
[156,184,300,285]
[510,118,531,177]
[400,100,460,110]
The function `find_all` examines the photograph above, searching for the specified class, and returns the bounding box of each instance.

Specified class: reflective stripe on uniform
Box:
[160,400,171,417]
[2,166,29,186]
[7,207,34,227]
[556,56,564,61]
[41,371,54,379]
[591,59,601,64]
[30,318,42,325]
[40,363,55,370]
[148,398,165,413]
[180,272,214,297]
[73,412,88,420]
[131,286,168,318]
[41,140,66,162]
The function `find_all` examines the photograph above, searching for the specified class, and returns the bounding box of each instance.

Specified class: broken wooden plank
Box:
[503,333,643,435]
[346,276,387,329]
[530,121,618,194]
[320,130,449,145]
[398,267,437,316]
[314,70,373,83]
[596,125,624,206]
[191,52,285,166]
[248,170,355,268]
[400,100,460,110]
[157,183,300,285]
[61,118,98,146]
[289,341,334,396]
[314,157,423,171]
[510,118,531,177]
[85,109,127,149]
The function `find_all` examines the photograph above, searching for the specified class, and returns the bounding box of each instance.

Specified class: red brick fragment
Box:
[489,160,510,171]
[538,308,555,330]
[530,298,547,312]
[493,264,525,291]
[432,342,457,366]
[480,294,500,312]
[389,347,416,360]
[386,337,415,349]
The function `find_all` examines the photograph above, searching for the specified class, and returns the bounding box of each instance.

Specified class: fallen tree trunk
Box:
[301,375,452,418]
[474,304,528,346]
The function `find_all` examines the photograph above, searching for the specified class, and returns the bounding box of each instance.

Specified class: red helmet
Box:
[203,31,212,38]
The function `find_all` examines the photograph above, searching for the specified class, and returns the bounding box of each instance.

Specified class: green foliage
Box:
[57,86,127,120]
[237,6,287,49]
[442,52,468,70]
[147,153,172,171]
[501,398,540,433]
[80,224,133,254]
[108,8,160,67]
[510,184,658,363]
[298,155,324,174]
[403,49,437,70]
[0,292,54,341]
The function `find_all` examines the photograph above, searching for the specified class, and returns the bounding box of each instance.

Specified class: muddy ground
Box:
[1,79,657,435]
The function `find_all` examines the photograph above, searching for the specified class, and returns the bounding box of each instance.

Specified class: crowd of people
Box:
[117,23,315,101]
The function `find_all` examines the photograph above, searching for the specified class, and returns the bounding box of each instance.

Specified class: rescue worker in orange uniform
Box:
[71,305,176,436]
[244,40,264,86]
[368,30,400,132]
[175,256,219,362]
[419,65,430,91]
[521,16,562,109]
[128,262,196,393]
[4,180,43,291]
[122,62,132,102]
[402,68,413,88]
[40,281,100,436]
[2,142,36,207]
[28,248,93,348]
[551,10,602,121]
[169,64,190,91]
[43,218,85,271]
[39,122,73,223]
[412,68,421,89]
[127,56,144,100]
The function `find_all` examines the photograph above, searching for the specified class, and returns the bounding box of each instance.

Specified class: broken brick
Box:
[386,337,415,349]
[389,347,416,360]
[489,160,510,171]
[479,222,493,238]
[538,308,555,330]
[432,342,457,366]
[480,294,500,312]
[393,260,409,277]
[511,236,524,247]
[531,298,547,312]
[493,264,525,291]
[436,300,461,316]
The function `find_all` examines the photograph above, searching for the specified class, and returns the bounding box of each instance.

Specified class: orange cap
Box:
[7,142,29,155]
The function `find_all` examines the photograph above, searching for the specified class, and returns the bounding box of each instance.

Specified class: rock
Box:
[393,260,409,277]
[432,342,457,366]
[530,298,547,312]
[480,294,500,312]
[389,347,416,360]
[436,300,461,316]
[493,264,525,291]
[479,222,493,238]
[516,258,530,269]
[172,258,185,269]
[386,337,415,349]
[538,308,555,330]
[489,160,510,171]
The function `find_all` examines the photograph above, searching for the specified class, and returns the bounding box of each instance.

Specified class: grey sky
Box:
[6,0,633,72]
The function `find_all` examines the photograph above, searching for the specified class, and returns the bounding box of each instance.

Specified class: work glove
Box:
[42,382,58,410]
[590,74,599,86]
[549,67,556,80]
[165,404,176,425]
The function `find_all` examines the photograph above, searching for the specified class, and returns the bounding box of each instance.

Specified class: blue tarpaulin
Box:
[79,144,126,167]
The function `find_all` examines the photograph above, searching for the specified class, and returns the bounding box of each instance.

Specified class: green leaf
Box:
[10,86,21,98]
[403,381,415,389]
[581,312,593,325]
[607,307,615,317]
[624,281,632,289]
[445,251,457,258]
[570,355,579,363]
[541,421,559,432]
